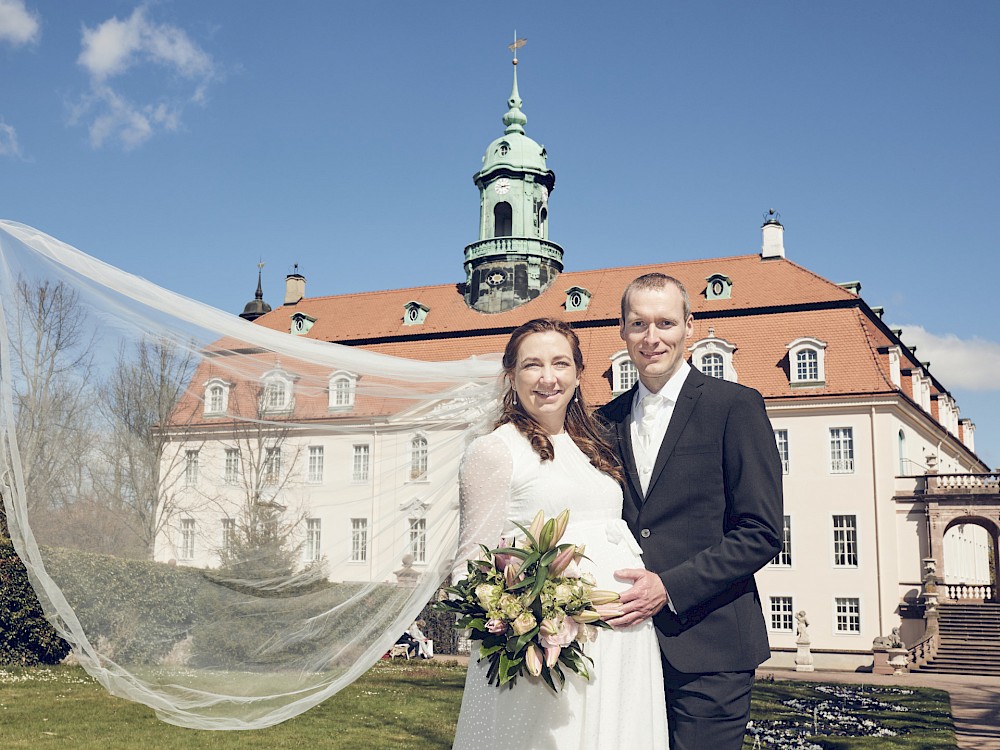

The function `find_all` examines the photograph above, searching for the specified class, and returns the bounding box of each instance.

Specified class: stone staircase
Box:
[918,602,1000,676]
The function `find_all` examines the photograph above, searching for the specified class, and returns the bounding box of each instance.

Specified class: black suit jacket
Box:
[597,367,783,673]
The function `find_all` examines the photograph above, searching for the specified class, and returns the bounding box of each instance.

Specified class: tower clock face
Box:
[493,178,511,195]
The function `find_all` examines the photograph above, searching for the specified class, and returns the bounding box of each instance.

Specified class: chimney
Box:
[284,264,305,306]
[761,209,785,259]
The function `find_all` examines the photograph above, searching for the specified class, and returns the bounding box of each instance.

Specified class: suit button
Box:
[640,528,651,538]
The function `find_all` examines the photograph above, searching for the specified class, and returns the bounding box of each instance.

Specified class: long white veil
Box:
[0,220,501,729]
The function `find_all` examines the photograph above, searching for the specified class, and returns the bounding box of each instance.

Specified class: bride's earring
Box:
[574,389,579,404]
[512,391,518,406]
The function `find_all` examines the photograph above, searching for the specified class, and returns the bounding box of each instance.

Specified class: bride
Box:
[452,318,668,749]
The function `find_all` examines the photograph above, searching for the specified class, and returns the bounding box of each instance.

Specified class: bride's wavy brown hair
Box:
[497,318,624,483]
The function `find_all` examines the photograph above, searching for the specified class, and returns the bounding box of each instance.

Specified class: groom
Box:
[598,273,783,750]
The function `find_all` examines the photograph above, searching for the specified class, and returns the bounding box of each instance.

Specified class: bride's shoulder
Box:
[463,423,523,460]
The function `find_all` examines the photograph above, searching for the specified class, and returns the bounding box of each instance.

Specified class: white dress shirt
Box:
[630,360,691,495]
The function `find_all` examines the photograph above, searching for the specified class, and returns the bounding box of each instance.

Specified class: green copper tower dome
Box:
[464,58,563,313]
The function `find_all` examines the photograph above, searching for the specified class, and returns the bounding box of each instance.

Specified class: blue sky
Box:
[2,1,998,466]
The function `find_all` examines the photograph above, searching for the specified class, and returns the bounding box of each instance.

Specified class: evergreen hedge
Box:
[0,537,71,666]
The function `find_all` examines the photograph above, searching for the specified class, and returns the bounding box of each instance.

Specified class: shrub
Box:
[42,547,204,664]
[0,537,71,666]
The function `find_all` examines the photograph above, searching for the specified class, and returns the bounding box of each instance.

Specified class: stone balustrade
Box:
[921,472,1000,494]
[945,583,995,601]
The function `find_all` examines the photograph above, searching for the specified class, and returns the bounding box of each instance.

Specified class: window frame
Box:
[768,595,794,633]
[180,518,196,560]
[774,429,789,474]
[829,427,855,474]
[352,444,370,483]
[184,449,199,487]
[224,448,240,485]
[832,514,859,568]
[770,514,793,567]
[409,434,428,482]
[204,378,230,415]
[408,517,427,564]
[610,350,638,395]
[350,517,368,563]
[328,371,358,410]
[834,596,861,634]
[307,445,325,483]
[688,336,738,382]
[305,518,322,562]
[787,337,828,387]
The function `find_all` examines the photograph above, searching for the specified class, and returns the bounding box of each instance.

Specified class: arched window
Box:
[410,435,428,481]
[688,335,738,383]
[260,369,294,412]
[699,352,724,379]
[610,351,638,394]
[328,371,357,409]
[494,202,512,237]
[539,207,548,239]
[796,349,818,381]
[898,429,907,476]
[203,378,230,415]
[787,338,827,387]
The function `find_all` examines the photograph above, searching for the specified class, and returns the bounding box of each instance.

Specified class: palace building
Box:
[157,60,998,671]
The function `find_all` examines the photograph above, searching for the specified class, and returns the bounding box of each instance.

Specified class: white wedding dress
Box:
[452,423,669,749]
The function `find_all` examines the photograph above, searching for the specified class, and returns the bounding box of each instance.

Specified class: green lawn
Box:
[0,663,955,749]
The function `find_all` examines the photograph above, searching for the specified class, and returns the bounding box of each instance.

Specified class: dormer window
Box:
[403,301,430,326]
[261,369,294,412]
[329,370,357,410]
[204,378,230,415]
[565,286,592,312]
[787,337,827,387]
[689,332,738,382]
[290,312,316,336]
[610,350,638,395]
[705,274,733,301]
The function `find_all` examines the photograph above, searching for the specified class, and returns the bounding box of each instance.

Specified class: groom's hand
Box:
[607,569,667,628]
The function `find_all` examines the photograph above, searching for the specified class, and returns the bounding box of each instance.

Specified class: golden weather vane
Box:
[508,32,526,63]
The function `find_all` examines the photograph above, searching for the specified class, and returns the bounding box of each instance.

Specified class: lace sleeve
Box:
[452,432,513,583]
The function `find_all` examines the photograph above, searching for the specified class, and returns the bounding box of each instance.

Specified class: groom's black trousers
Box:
[661,657,755,750]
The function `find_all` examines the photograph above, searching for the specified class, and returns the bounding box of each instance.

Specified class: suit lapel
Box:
[645,369,705,497]
[603,387,643,515]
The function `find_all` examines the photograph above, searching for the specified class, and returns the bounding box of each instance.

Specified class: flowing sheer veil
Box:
[0,220,502,729]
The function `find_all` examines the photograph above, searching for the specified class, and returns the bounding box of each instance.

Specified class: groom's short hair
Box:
[620,273,691,321]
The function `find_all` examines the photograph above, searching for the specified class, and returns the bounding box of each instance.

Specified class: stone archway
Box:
[927,505,1000,602]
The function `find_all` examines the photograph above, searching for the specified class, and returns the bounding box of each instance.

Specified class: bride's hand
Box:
[606,569,667,628]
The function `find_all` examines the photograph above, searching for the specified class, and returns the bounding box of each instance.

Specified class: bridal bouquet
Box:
[436,509,622,691]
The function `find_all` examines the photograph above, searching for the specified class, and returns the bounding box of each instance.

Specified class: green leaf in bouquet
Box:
[559,644,593,681]
[539,546,562,566]
[526,564,549,603]
[493,546,531,560]
[507,626,538,655]
[540,665,557,692]
[507,574,535,592]
[479,641,504,659]
[498,651,523,686]
[510,520,539,549]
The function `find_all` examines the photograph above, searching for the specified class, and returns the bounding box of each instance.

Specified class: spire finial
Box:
[255,259,264,300]
[504,34,528,135]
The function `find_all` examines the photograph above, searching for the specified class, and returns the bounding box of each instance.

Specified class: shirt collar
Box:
[634,359,691,407]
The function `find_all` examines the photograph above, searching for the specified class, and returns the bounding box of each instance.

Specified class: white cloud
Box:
[74,6,215,150]
[72,85,183,151]
[0,120,24,158]
[0,0,40,47]
[894,324,1000,391]
[78,7,212,82]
